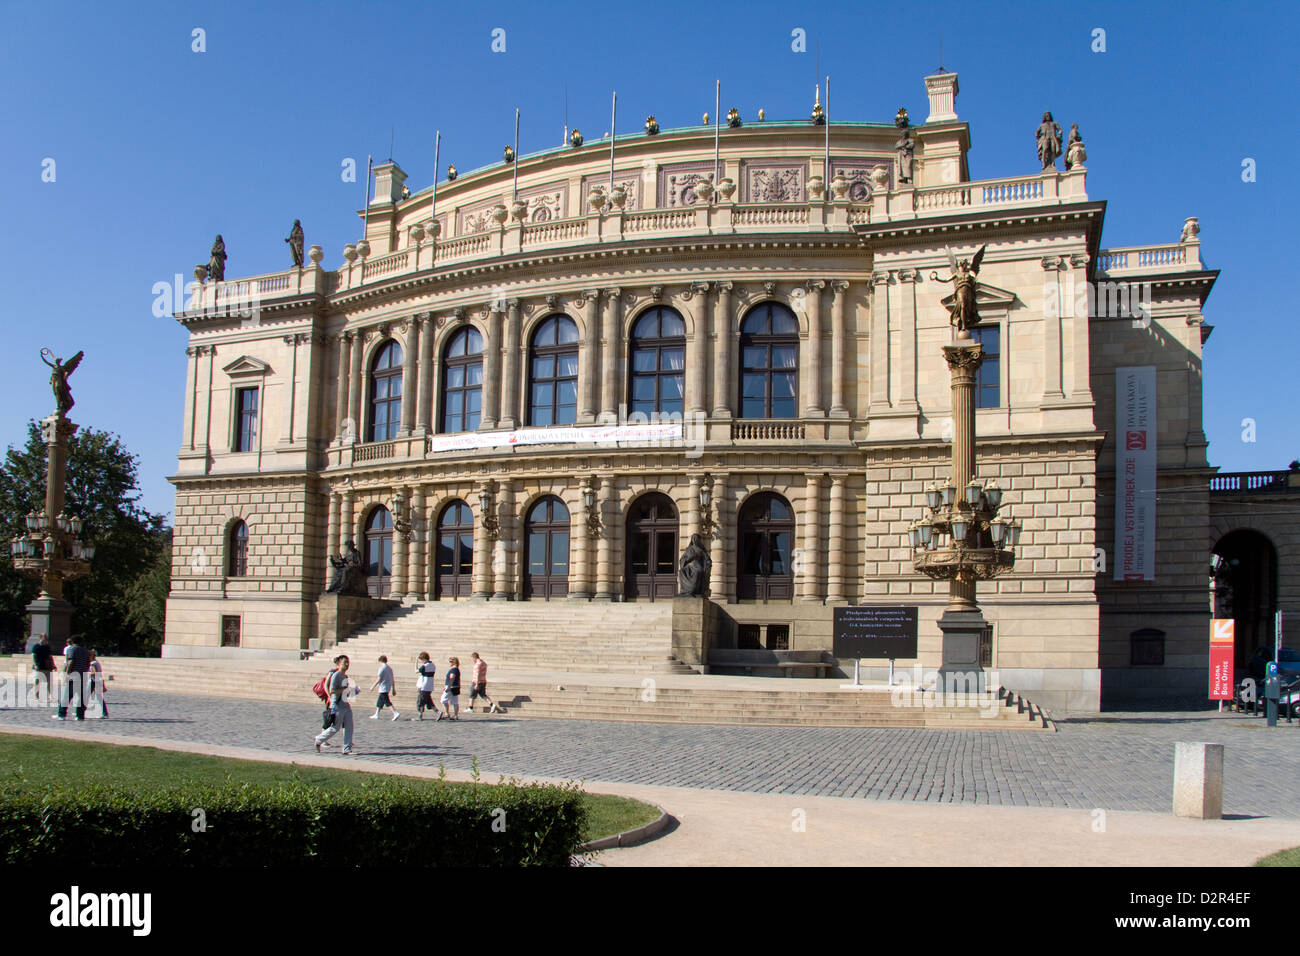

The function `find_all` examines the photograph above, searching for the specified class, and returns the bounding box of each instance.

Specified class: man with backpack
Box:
[313,655,358,754]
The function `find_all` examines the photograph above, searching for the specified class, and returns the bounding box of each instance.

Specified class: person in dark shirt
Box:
[440,657,461,721]
[31,634,55,704]
[56,636,91,721]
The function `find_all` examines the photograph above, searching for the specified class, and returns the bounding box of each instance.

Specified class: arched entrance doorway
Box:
[1212,529,1278,670]
[625,493,679,600]
[737,492,795,601]
[364,505,394,597]
[524,496,570,600]
[435,500,474,599]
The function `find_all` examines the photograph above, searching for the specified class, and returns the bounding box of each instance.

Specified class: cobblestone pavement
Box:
[2,691,1298,817]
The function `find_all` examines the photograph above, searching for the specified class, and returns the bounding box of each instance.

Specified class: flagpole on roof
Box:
[825,75,831,206]
[513,109,520,202]
[713,79,720,182]
[363,154,373,237]
[431,130,441,237]
[609,91,617,195]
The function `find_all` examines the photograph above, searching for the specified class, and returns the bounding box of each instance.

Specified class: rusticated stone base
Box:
[316,593,400,650]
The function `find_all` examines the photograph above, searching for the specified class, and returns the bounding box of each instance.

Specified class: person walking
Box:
[441,656,461,721]
[466,652,498,714]
[412,652,437,720]
[86,650,109,719]
[31,634,55,705]
[369,655,400,721]
[315,655,358,754]
[55,636,91,721]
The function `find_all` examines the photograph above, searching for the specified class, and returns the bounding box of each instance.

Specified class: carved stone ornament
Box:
[763,281,777,297]
[682,281,711,300]
[546,294,560,312]
[649,285,664,302]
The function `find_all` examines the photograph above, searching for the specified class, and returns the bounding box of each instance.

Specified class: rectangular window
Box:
[766,624,790,651]
[234,387,259,452]
[738,624,762,650]
[971,326,1000,409]
[220,615,241,648]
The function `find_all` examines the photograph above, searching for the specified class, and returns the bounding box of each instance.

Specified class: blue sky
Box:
[2,0,1296,519]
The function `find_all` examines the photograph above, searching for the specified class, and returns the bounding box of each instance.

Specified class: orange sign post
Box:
[1209,618,1235,702]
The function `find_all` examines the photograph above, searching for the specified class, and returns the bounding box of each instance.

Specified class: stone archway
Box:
[1213,528,1278,670]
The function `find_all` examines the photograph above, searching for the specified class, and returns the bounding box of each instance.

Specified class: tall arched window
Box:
[523,496,570,600]
[441,326,484,433]
[737,492,795,601]
[528,315,579,426]
[369,339,403,442]
[740,303,799,419]
[628,307,685,417]
[365,506,394,597]
[228,520,248,577]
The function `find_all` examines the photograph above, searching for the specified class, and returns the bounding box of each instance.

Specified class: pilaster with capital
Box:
[686,282,711,414]
[399,319,420,435]
[347,331,364,438]
[570,491,592,600]
[482,302,504,429]
[472,483,493,599]
[712,282,734,418]
[410,486,427,599]
[335,333,352,442]
[896,269,921,411]
[868,272,892,413]
[416,315,434,433]
[182,346,198,451]
[578,291,600,422]
[392,490,409,598]
[827,474,846,603]
[803,279,826,416]
[829,281,850,417]
[594,480,613,601]
[326,491,341,580]
[1067,253,1092,402]
[493,482,515,599]
[708,473,730,602]
[599,288,623,419]
[340,488,356,555]
[500,299,522,428]
[1041,256,1066,402]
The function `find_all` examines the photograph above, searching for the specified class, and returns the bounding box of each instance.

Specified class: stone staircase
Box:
[322,601,682,674]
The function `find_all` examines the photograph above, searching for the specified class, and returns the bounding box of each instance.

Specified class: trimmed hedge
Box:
[0,777,587,867]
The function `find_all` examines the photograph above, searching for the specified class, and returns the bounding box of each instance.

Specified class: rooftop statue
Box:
[930,245,988,334]
[285,220,304,267]
[1036,111,1063,171]
[41,348,83,417]
[208,235,227,282]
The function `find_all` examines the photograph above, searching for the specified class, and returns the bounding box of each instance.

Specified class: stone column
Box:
[1041,256,1065,402]
[493,482,514,599]
[399,318,420,435]
[869,272,892,412]
[392,489,410,598]
[579,290,600,423]
[481,302,504,429]
[410,486,426,599]
[686,282,711,414]
[687,475,701,540]
[570,488,591,600]
[594,478,613,601]
[711,281,734,418]
[341,488,356,552]
[471,483,493,599]
[416,314,434,433]
[326,491,341,573]
[802,279,826,416]
[500,299,522,428]
[347,331,364,438]
[182,347,198,450]
[708,473,728,601]
[827,474,846,603]
[335,333,352,441]
[800,474,822,603]
[829,280,850,417]
[600,288,622,420]
[897,269,921,411]
[1067,254,1093,403]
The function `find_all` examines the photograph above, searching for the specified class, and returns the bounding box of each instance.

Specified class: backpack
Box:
[313,669,337,702]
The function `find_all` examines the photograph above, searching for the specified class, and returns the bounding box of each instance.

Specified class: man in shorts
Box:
[467,652,499,714]
[369,654,400,720]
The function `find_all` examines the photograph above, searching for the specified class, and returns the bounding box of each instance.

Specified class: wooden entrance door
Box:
[523,496,570,600]
[625,493,679,600]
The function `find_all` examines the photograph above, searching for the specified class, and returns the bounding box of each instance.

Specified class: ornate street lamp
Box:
[698,473,716,540]
[582,477,602,539]
[12,349,95,651]
[478,482,499,540]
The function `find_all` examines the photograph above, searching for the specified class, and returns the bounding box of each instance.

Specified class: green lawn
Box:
[1255,847,1300,866]
[0,733,659,843]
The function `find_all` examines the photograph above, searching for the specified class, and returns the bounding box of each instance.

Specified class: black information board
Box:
[832,606,919,659]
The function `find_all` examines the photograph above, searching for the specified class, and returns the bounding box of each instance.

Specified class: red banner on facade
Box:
[1209,618,1235,700]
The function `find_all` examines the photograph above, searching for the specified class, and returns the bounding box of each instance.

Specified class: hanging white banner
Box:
[1114,366,1157,581]
[427,420,683,454]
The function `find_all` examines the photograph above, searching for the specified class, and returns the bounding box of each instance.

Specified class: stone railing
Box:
[732,204,811,227]
[621,208,697,234]
[1210,470,1300,495]
[875,169,1086,222]
[1097,241,1201,274]
[730,421,807,441]
[361,248,411,281]
[354,440,397,462]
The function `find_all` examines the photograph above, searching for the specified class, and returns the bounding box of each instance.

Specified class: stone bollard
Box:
[1172,742,1224,819]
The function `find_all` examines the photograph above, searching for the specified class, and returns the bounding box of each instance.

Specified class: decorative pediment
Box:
[222,355,272,378]
[938,282,1018,312]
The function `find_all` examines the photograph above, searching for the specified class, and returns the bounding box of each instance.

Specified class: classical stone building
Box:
[164,71,1290,713]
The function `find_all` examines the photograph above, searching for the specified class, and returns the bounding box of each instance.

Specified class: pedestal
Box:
[26,593,74,652]
[936,608,986,693]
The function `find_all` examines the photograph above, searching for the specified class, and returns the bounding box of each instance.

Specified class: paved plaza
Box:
[1,689,1297,819]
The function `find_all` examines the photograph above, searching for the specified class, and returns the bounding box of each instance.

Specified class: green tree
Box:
[0,422,168,655]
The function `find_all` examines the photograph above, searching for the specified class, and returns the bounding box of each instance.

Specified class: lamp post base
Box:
[26,593,74,653]
[936,608,987,694]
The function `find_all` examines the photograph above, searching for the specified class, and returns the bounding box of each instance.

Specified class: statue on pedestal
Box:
[678,533,712,597]
[208,235,227,282]
[41,348,83,416]
[895,127,914,185]
[285,220,304,267]
[930,245,987,334]
[1065,124,1087,170]
[326,539,367,596]
[1036,111,1063,171]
